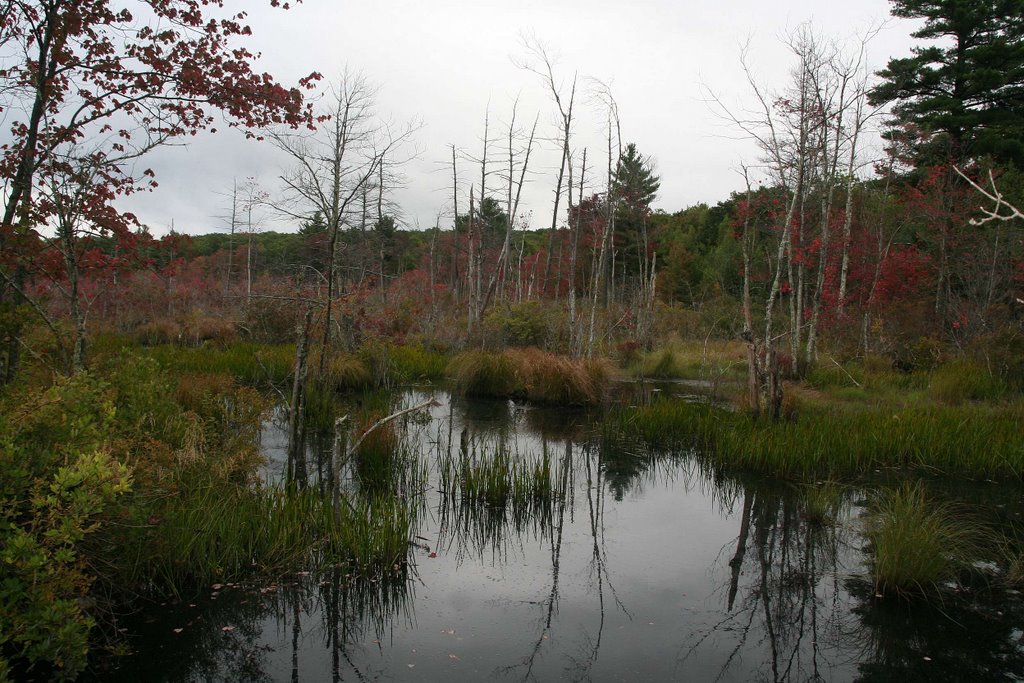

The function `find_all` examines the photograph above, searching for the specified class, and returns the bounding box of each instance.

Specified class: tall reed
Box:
[865,484,988,598]
[610,398,1024,480]
[117,482,416,597]
[143,342,295,386]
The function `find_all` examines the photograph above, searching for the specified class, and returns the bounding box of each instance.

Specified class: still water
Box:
[103,389,1024,682]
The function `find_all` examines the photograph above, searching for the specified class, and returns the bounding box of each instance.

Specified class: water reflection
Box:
[102,389,1024,682]
[681,479,855,681]
[847,577,1024,681]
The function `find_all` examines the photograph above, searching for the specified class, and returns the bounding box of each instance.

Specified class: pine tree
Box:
[612,143,660,277]
[870,0,1024,166]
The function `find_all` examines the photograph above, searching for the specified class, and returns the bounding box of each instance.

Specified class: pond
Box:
[99,389,1024,682]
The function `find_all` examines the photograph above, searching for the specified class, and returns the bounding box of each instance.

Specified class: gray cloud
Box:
[116,0,919,235]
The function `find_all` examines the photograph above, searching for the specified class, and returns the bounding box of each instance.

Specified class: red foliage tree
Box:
[0,0,319,375]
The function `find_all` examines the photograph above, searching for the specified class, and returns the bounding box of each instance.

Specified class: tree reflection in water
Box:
[100,390,1024,682]
[678,477,855,682]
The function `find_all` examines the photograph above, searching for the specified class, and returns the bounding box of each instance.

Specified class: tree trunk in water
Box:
[288,306,315,486]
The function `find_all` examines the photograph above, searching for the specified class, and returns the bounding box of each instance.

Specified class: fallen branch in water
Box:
[344,398,439,459]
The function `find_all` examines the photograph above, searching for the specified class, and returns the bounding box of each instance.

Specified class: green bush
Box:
[482,301,551,348]
[0,354,272,676]
[0,450,131,680]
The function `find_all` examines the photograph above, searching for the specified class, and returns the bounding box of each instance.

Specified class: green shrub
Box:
[0,450,131,680]
[482,301,551,348]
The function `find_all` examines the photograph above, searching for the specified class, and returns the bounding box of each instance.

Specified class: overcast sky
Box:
[118,0,920,236]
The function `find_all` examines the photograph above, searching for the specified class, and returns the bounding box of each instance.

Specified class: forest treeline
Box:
[0,4,1021,392]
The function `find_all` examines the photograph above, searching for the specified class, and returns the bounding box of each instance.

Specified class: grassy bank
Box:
[0,346,429,680]
[609,398,1024,480]
[122,482,416,595]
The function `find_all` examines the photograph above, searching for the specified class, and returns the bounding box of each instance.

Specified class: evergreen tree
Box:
[870,0,1024,166]
[612,143,660,277]
[299,211,328,235]
[614,143,660,212]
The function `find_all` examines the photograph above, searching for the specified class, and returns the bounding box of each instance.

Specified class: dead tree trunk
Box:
[288,305,315,485]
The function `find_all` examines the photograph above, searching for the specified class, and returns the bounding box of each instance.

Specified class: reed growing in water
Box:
[119,483,417,597]
[608,398,1024,480]
[865,484,988,598]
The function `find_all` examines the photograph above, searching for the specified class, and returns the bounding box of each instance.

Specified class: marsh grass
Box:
[865,484,990,598]
[435,446,558,557]
[633,340,748,380]
[929,360,1007,405]
[612,398,1024,480]
[143,342,295,386]
[797,482,847,526]
[456,448,555,511]
[999,526,1024,587]
[447,348,612,404]
[322,353,373,391]
[446,350,519,397]
[352,417,401,494]
[303,379,340,433]
[120,482,416,597]
[508,347,611,404]
[805,359,929,403]
[438,445,557,519]
[647,347,681,378]
[359,342,448,386]
[1007,551,1024,586]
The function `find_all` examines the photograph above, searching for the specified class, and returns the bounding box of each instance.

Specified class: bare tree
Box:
[585,80,622,357]
[214,179,241,299]
[707,25,878,412]
[957,168,1024,224]
[956,166,1024,315]
[481,100,538,318]
[517,35,577,300]
[239,178,268,302]
[271,70,415,365]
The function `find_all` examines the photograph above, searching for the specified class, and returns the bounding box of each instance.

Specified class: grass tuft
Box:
[865,484,988,598]
[447,348,612,405]
[447,350,519,398]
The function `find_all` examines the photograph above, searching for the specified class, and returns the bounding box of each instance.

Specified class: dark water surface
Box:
[99,389,1024,682]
